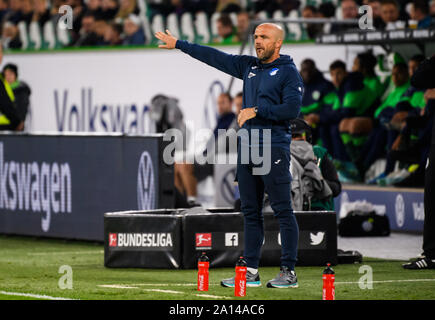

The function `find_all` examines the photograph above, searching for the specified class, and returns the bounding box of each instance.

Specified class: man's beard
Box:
[256,46,274,61]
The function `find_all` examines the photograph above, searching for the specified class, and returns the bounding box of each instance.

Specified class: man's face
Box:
[381,3,399,23]
[302,8,315,18]
[124,19,138,36]
[408,60,419,77]
[217,21,232,38]
[352,57,360,72]
[300,61,315,83]
[3,69,16,84]
[217,94,232,115]
[234,96,243,115]
[330,68,347,88]
[254,25,281,62]
[392,66,408,86]
[342,0,358,19]
[237,13,250,35]
[81,16,95,33]
[368,1,381,18]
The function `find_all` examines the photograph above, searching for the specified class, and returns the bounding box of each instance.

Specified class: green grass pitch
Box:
[0,234,434,300]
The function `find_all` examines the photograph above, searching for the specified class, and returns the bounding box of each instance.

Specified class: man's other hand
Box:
[155,29,177,49]
[238,108,256,127]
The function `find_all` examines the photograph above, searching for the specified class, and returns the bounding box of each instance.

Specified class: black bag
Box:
[337,249,363,264]
[338,210,390,237]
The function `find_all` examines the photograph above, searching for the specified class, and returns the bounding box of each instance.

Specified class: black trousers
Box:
[423,122,435,258]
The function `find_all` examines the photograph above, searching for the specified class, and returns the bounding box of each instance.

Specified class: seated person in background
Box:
[174,92,236,207]
[379,0,408,29]
[2,63,31,123]
[290,118,341,211]
[0,46,23,131]
[299,58,336,145]
[235,11,251,42]
[214,14,237,44]
[318,60,373,179]
[355,62,412,181]
[330,0,360,33]
[409,0,433,29]
[302,5,323,39]
[123,14,146,45]
[338,51,384,163]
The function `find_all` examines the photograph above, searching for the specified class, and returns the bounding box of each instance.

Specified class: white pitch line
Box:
[143,289,184,294]
[335,278,435,285]
[194,294,231,300]
[98,285,139,289]
[0,290,78,300]
[28,250,103,256]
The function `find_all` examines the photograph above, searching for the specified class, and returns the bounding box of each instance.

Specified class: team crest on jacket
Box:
[269,68,279,76]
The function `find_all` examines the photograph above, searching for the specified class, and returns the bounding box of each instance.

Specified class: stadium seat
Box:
[151,14,165,44]
[137,0,148,18]
[29,21,42,50]
[17,21,29,50]
[286,10,303,41]
[229,12,237,27]
[195,11,211,44]
[256,10,268,20]
[180,12,195,42]
[272,10,287,40]
[210,11,220,39]
[335,5,343,19]
[167,13,181,39]
[140,15,152,45]
[42,21,56,49]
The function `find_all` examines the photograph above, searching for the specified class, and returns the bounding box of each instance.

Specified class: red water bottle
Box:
[197,252,209,291]
[322,263,335,300]
[234,256,247,297]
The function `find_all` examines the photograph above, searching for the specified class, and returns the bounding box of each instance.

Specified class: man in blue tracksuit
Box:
[155,23,303,288]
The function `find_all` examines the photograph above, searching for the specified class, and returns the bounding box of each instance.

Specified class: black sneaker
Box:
[266,266,298,288]
[220,270,261,287]
[402,257,435,270]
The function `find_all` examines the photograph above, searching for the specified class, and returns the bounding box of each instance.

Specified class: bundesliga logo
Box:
[195,233,212,249]
[108,233,173,248]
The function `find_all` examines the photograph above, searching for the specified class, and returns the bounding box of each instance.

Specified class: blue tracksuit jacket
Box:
[175,40,303,149]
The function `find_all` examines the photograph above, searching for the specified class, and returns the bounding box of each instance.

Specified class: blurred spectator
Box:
[93,19,109,45]
[318,1,335,18]
[32,0,51,28]
[379,0,407,29]
[116,0,140,20]
[1,21,22,49]
[431,0,435,17]
[19,0,33,24]
[409,0,433,28]
[300,58,336,145]
[0,46,23,131]
[214,14,236,43]
[236,10,250,42]
[103,22,123,45]
[353,50,384,102]
[302,5,323,39]
[74,13,99,46]
[100,0,119,21]
[0,0,10,25]
[66,0,86,45]
[330,0,360,33]
[364,0,385,29]
[216,0,241,13]
[6,0,22,25]
[2,63,31,122]
[123,14,145,45]
[84,0,103,19]
[253,0,299,16]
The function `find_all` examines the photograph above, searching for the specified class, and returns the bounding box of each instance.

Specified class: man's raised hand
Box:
[155,29,177,49]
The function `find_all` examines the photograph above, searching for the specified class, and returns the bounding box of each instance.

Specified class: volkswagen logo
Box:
[137,151,155,210]
[395,194,405,228]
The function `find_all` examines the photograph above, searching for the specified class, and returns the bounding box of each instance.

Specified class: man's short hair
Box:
[303,5,318,14]
[220,92,233,102]
[319,2,336,18]
[393,62,409,75]
[302,58,316,69]
[2,63,18,78]
[235,91,243,98]
[217,14,234,28]
[329,60,347,71]
[410,54,426,64]
[413,0,430,14]
[381,0,399,7]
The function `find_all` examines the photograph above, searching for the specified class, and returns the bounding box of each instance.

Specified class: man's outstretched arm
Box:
[155,30,254,80]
